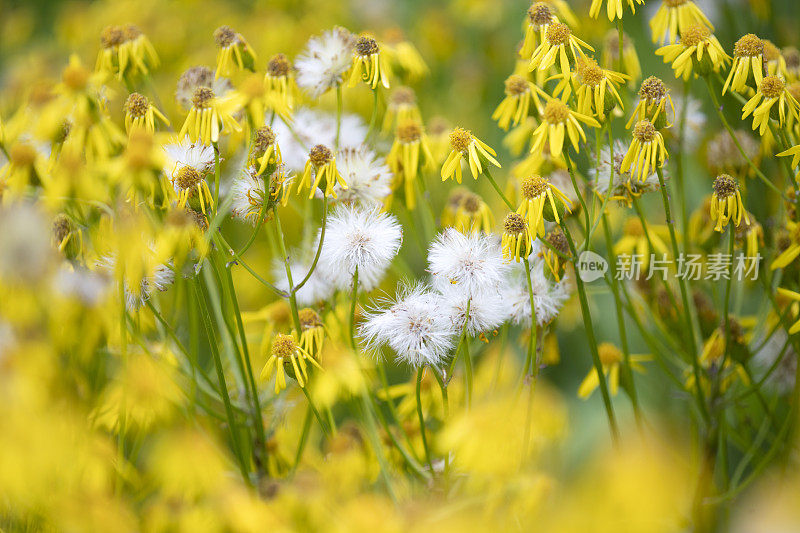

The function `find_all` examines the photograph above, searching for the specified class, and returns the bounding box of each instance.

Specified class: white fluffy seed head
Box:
[333,146,393,206]
[295,27,355,98]
[359,284,455,368]
[504,259,571,327]
[438,283,507,337]
[319,205,402,292]
[427,228,509,299]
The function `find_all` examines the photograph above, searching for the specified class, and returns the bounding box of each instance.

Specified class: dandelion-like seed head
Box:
[546,229,570,256]
[520,175,549,200]
[355,36,379,57]
[680,24,711,48]
[52,214,72,244]
[214,25,237,48]
[504,75,530,96]
[543,99,570,124]
[762,39,781,62]
[175,166,202,191]
[760,75,784,98]
[397,119,423,143]
[449,127,473,152]
[462,192,482,214]
[504,212,527,235]
[639,76,668,102]
[390,86,416,105]
[528,3,553,26]
[253,126,277,153]
[633,120,657,142]
[267,53,291,77]
[298,308,323,330]
[9,143,36,166]
[62,61,90,91]
[598,343,623,365]
[271,333,297,359]
[713,174,738,198]
[575,57,604,87]
[125,93,150,118]
[733,34,763,57]
[192,86,214,109]
[309,144,334,166]
[100,25,125,48]
[546,22,571,46]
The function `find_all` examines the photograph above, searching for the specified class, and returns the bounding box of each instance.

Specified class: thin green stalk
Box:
[292,406,313,472]
[416,367,434,470]
[272,206,303,334]
[366,88,380,141]
[563,151,591,247]
[293,196,328,293]
[299,385,330,436]
[213,141,221,211]
[482,166,514,210]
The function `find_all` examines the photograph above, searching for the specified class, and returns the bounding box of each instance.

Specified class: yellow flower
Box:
[123,92,169,134]
[735,213,763,264]
[742,75,800,135]
[441,188,494,233]
[540,228,571,281]
[260,333,320,394]
[530,99,600,158]
[589,0,644,21]
[250,125,282,176]
[492,75,545,130]
[656,24,729,80]
[178,86,243,145]
[95,24,159,80]
[235,73,271,129]
[529,22,594,77]
[649,0,713,45]
[778,143,800,170]
[348,36,391,90]
[171,160,215,214]
[502,212,531,263]
[0,141,47,197]
[783,47,800,81]
[110,130,170,208]
[602,30,642,83]
[776,288,800,334]
[516,175,573,238]
[440,127,501,183]
[762,39,787,78]
[297,144,347,199]
[382,86,421,133]
[295,308,326,357]
[627,76,675,128]
[553,56,628,122]
[578,343,649,398]
[614,217,670,270]
[264,53,294,119]
[771,220,800,270]
[620,120,668,182]
[386,119,434,209]
[213,25,256,79]
[723,34,765,94]
[710,174,748,232]
[382,28,429,81]
[520,2,559,59]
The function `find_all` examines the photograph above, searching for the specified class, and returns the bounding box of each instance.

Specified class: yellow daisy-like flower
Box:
[516,175,573,238]
[251,125,282,175]
[520,2,559,59]
[614,217,670,271]
[589,0,644,21]
[95,24,159,80]
[529,22,594,77]
[620,120,668,182]
[348,36,391,90]
[772,221,800,270]
[492,75,545,130]
[178,86,243,145]
[553,56,628,122]
[121,25,159,76]
[382,28,429,81]
[776,289,800,334]
[382,86,422,133]
[440,127,501,184]
[531,99,601,158]
[710,174,748,232]
[627,76,675,129]
[540,228,570,281]
[171,158,215,214]
[295,308,326,357]
[235,73,271,129]
[298,144,347,199]
[123,92,169,134]
[260,333,321,394]
[742,75,800,135]
[735,213,763,264]
[762,39,787,78]
[778,143,800,170]
[264,53,294,119]
[213,25,257,79]
[501,212,531,263]
[578,343,649,399]
[602,30,642,84]
[656,24,730,81]
[387,119,434,209]
[649,0,714,45]
[723,34,765,94]
[441,188,494,234]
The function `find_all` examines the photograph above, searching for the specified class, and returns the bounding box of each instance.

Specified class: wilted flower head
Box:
[360,284,454,367]
[319,205,403,291]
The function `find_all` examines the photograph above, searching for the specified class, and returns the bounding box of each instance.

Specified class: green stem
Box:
[293,196,328,293]
[213,141,221,211]
[482,166,514,210]
[416,367,434,470]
